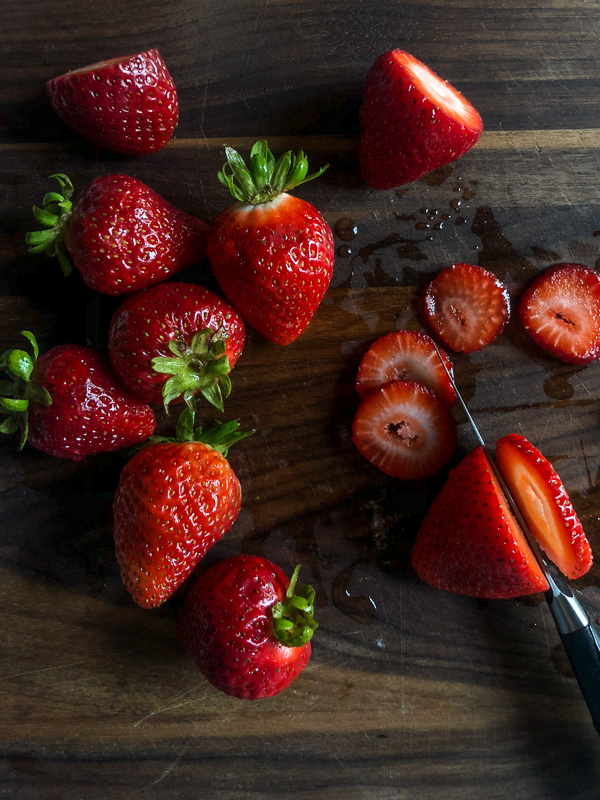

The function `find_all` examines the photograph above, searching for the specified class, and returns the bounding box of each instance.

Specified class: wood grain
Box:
[2,1,600,799]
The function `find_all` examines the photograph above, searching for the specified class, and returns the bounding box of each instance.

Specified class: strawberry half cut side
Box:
[519,263,600,364]
[411,446,549,599]
[424,262,510,353]
[355,330,456,404]
[495,434,593,580]
[352,380,457,481]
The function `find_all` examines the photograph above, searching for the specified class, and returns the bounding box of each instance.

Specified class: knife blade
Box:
[432,343,600,735]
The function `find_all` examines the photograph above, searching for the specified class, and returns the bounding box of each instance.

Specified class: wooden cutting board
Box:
[2,2,600,798]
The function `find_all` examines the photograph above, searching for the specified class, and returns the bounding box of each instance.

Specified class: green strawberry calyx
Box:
[218,140,328,205]
[151,327,233,413]
[271,565,318,648]
[25,174,74,277]
[136,407,254,457]
[0,331,52,449]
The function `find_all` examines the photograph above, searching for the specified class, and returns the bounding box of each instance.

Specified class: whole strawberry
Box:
[0,331,155,460]
[47,49,178,155]
[108,282,245,412]
[26,174,208,295]
[113,410,252,609]
[177,555,317,700]
[360,50,483,189]
[207,140,334,345]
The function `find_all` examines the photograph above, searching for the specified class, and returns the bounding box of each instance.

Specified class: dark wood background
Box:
[2,1,600,798]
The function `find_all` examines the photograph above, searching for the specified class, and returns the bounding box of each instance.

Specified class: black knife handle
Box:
[558,623,600,736]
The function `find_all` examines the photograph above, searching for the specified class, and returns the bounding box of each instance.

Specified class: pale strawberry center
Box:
[500,456,574,576]
[398,52,481,129]
[386,420,418,442]
[483,453,548,586]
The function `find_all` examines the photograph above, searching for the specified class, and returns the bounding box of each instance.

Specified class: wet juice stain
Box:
[335,218,358,241]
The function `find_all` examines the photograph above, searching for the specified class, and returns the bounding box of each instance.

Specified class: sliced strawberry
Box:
[352,380,456,480]
[495,433,593,580]
[411,446,549,599]
[424,262,510,352]
[519,263,600,364]
[355,330,456,404]
[359,50,483,189]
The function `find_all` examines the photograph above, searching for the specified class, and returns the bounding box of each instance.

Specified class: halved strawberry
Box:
[495,433,592,580]
[359,50,483,189]
[519,263,600,364]
[424,262,510,352]
[352,380,456,480]
[355,330,456,405]
[411,446,549,599]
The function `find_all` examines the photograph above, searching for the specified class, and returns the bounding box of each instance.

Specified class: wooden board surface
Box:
[2,2,600,798]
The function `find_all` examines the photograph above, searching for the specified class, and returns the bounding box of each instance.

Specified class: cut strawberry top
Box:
[495,433,593,580]
[411,446,549,599]
[55,54,136,77]
[355,330,456,405]
[424,262,510,352]
[519,263,600,364]
[396,51,482,131]
[352,380,456,481]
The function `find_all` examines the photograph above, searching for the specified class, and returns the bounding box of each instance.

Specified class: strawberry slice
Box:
[495,434,593,580]
[352,380,456,480]
[359,50,483,189]
[519,263,600,364]
[411,446,549,599]
[424,262,510,352]
[356,330,456,405]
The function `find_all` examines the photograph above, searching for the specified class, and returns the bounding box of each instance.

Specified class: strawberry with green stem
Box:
[207,140,334,345]
[177,555,317,699]
[26,173,208,295]
[108,281,245,412]
[0,331,155,460]
[113,408,253,608]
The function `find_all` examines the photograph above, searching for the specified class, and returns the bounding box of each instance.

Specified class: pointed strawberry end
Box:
[271,565,318,647]
[151,327,233,413]
[25,174,74,276]
[218,139,328,205]
[0,331,52,450]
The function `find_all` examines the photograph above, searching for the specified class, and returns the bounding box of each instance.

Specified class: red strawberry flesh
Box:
[359,50,483,189]
[411,446,549,599]
[495,434,592,580]
[424,262,510,352]
[356,330,456,404]
[352,380,456,480]
[519,263,600,364]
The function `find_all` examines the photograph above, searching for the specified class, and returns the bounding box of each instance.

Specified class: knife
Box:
[433,343,600,735]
